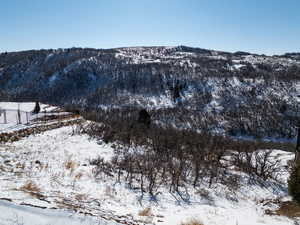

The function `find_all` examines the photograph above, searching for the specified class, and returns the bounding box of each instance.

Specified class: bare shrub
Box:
[138,207,152,217]
[232,149,282,183]
[64,159,77,173]
[83,108,283,196]
[75,193,88,201]
[20,181,41,193]
[74,172,83,180]
[195,189,210,199]
[90,157,114,178]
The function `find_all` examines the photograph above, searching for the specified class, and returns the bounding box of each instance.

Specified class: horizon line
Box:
[1,45,299,57]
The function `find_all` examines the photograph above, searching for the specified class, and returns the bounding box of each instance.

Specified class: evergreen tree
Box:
[138,109,151,128]
[32,101,41,114]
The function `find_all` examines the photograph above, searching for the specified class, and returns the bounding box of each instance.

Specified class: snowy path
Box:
[0,200,119,225]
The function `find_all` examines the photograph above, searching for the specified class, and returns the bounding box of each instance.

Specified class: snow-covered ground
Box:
[0,125,297,225]
[0,200,118,225]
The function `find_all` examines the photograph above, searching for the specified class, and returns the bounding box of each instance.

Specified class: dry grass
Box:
[15,162,25,170]
[55,199,82,211]
[180,218,204,225]
[138,207,152,217]
[20,181,41,193]
[64,159,77,175]
[19,180,44,198]
[74,172,83,180]
[0,165,6,172]
[65,160,77,170]
[275,201,300,218]
[75,193,88,201]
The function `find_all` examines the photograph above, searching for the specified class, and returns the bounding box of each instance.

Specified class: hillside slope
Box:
[0,46,299,139]
[0,125,297,225]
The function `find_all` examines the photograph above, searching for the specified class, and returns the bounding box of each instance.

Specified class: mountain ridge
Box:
[0,45,299,139]
[1,45,299,57]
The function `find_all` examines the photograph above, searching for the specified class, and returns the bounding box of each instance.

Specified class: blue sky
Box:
[0,0,299,55]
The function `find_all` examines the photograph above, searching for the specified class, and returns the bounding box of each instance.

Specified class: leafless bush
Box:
[84,108,283,196]
[20,180,41,193]
[90,157,114,178]
[232,149,283,183]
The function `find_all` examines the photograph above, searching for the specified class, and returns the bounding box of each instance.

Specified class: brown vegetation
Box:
[138,207,152,217]
[20,181,41,193]
[64,160,77,171]
[180,218,204,225]
[276,201,300,218]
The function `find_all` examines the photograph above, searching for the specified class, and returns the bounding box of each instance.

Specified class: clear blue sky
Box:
[1,0,299,55]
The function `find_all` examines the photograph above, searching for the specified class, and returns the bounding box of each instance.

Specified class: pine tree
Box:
[138,109,151,128]
[32,101,41,114]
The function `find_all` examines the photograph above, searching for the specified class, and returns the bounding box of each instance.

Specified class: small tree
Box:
[32,101,41,114]
[288,160,300,204]
[138,109,151,128]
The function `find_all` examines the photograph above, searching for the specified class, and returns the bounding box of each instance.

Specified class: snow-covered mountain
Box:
[0,46,299,139]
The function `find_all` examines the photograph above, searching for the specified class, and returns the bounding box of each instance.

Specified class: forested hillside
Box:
[0,46,299,139]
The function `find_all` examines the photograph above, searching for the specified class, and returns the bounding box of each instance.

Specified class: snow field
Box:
[0,125,298,224]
